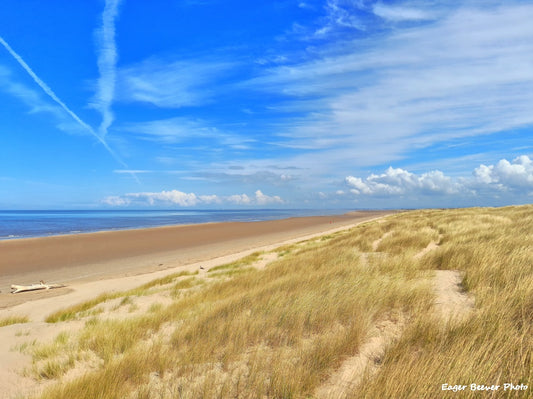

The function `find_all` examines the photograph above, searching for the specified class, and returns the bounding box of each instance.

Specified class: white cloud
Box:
[117,57,233,108]
[122,117,218,143]
[193,169,298,187]
[198,194,221,204]
[120,117,252,150]
[248,3,533,171]
[0,66,65,119]
[102,195,130,206]
[345,155,533,199]
[227,194,252,205]
[127,190,199,206]
[113,169,153,174]
[254,190,283,205]
[473,155,533,190]
[317,0,366,35]
[91,0,122,138]
[346,167,459,196]
[373,3,434,22]
[103,189,283,207]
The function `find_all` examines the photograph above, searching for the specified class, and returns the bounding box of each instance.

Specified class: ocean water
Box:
[0,209,347,240]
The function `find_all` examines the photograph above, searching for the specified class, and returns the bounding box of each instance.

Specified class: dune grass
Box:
[353,206,533,398]
[207,251,263,274]
[29,205,532,398]
[0,315,29,327]
[45,270,198,323]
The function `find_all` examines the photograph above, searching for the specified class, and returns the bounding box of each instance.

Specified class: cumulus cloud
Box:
[226,194,252,205]
[346,167,458,196]
[103,189,283,207]
[126,190,199,206]
[344,156,533,200]
[102,195,130,206]
[103,190,199,207]
[473,155,533,190]
[254,190,283,205]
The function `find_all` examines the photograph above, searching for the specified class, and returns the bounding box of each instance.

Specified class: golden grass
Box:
[29,205,532,398]
[354,205,533,399]
[45,270,198,323]
[207,251,263,274]
[0,315,29,327]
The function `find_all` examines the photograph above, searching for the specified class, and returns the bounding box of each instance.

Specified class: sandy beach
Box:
[0,210,392,308]
[1,206,529,399]
[0,210,395,398]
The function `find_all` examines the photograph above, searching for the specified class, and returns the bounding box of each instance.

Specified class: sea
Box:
[0,209,348,240]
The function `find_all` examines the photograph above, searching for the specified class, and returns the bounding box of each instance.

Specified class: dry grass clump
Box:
[31,205,532,399]
[207,252,262,274]
[0,315,29,327]
[137,270,198,290]
[45,271,198,323]
[23,332,84,380]
[375,226,439,255]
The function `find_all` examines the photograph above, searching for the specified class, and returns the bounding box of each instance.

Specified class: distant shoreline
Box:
[0,210,395,300]
[0,208,364,241]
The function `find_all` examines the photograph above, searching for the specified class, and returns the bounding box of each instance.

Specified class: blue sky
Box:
[0,0,532,209]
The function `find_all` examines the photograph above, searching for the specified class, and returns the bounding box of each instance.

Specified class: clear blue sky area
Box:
[1,0,532,209]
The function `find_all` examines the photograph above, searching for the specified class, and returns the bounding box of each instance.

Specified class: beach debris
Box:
[10,280,66,294]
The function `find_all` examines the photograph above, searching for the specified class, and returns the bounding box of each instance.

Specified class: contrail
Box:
[0,36,110,151]
[0,35,131,172]
[94,0,122,138]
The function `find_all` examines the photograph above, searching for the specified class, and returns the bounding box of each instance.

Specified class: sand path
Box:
[316,233,475,398]
[315,315,406,399]
[433,270,474,321]
[414,237,475,321]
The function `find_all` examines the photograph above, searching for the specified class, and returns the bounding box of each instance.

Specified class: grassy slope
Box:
[28,205,531,398]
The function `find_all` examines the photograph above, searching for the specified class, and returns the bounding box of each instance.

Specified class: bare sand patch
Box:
[315,314,407,399]
[371,231,392,251]
[433,270,474,322]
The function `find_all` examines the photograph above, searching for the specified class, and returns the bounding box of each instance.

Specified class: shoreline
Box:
[0,208,359,241]
[0,210,395,307]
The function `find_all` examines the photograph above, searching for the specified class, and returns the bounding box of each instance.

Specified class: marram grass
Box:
[29,205,531,399]
[0,315,29,327]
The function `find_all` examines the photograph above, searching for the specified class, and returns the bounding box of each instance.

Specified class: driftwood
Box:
[11,280,66,294]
